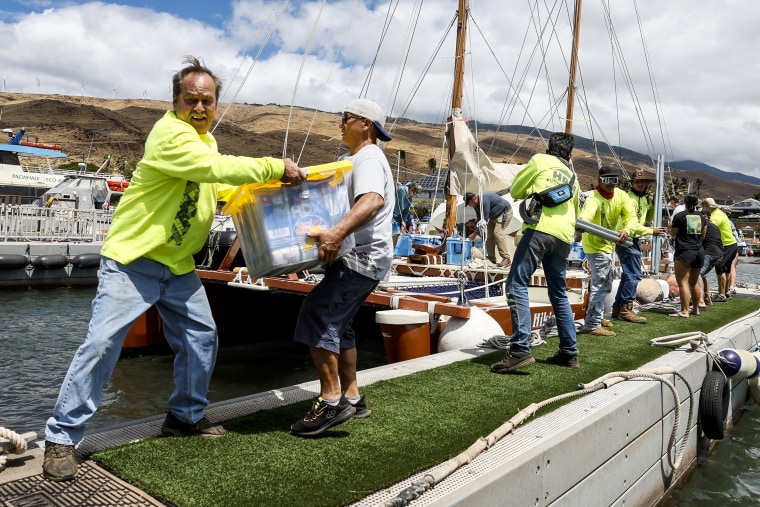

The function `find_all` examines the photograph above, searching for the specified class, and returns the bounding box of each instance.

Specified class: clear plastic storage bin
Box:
[222,161,354,279]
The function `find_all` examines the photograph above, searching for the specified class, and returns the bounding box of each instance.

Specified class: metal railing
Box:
[0,205,113,242]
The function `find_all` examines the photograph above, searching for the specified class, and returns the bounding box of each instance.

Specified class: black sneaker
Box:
[490,351,535,373]
[161,411,225,437]
[43,441,78,482]
[291,397,356,437]
[545,351,580,368]
[350,396,372,419]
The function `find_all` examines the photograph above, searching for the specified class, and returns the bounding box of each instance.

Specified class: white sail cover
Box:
[447,108,524,195]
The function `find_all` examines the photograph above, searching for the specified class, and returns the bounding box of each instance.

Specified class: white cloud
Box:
[0,0,758,179]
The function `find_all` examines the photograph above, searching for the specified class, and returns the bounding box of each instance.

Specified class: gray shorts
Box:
[293,261,378,354]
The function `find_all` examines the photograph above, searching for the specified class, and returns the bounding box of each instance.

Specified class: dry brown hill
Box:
[0,92,756,200]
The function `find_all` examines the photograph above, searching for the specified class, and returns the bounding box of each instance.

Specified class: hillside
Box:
[1,92,757,201]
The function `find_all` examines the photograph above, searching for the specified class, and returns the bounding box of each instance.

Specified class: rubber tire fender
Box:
[699,369,730,440]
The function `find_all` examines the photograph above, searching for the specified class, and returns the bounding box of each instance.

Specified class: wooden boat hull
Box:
[194,265,589,362]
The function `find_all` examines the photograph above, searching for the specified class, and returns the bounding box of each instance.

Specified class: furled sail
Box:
[446,108,523,196]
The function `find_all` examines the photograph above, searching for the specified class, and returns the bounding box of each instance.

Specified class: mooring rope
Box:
[0,427,30,472]
[383,366,693,507]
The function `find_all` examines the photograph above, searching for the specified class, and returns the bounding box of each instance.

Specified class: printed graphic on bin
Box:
[223,161,355,278]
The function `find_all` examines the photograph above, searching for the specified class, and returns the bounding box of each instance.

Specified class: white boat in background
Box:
[0,154,128,288]
[0,128,79,204]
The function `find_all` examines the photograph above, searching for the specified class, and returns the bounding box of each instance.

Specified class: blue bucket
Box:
[394,233,414,256]
[446,237,472,265]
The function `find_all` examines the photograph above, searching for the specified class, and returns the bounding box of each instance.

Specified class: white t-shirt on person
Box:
[340,144,395,281]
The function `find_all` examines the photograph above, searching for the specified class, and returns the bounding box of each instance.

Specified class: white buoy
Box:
[438,306,504,352]
[636,278,665,304]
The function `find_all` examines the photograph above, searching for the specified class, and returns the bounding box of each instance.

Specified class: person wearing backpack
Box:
[611,169,665,323]
[490,132,580,373]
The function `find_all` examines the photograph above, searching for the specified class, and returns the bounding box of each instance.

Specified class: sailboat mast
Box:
[444,0,469,236]
[564,0,582,134]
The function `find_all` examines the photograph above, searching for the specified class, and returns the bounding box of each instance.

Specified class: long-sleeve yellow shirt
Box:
[101,111,284,274]
[579,188,636,254]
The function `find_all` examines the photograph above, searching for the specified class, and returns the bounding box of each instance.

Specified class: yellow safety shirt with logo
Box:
[510,153,580,244]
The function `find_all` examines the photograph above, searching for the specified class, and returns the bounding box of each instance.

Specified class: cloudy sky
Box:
[0,0,757,178]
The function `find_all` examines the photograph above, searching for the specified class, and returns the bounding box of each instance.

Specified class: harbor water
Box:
[2,263,760,505]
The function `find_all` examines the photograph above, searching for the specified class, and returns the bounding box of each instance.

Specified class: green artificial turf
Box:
[93,299,760,507]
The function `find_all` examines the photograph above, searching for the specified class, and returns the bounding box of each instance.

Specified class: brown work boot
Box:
[579,327,617,337]
[611,306,620,319]
[601,319,614,328]
[619,302,647,324]
[43,441,78,482]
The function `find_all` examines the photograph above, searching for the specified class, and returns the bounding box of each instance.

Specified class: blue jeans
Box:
[613,239,642,307]
[582,252,614,331]
[505,229,578,356]
[700,253,722,277]
[45,257,218,446]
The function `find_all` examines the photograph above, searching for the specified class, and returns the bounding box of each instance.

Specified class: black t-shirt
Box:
[702,221,723,256]
[671,210,706,254]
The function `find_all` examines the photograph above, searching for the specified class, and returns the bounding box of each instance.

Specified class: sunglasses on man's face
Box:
[600,176,619,185]
[341,113,365,124]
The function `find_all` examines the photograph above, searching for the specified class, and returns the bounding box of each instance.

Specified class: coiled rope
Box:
[383,366,694,507]
[0,427,34,472]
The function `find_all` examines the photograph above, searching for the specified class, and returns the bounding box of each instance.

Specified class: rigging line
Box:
[470,1,559,156]
[523,0,572,134]
[564,4,606,167]
[386,0,424,122]
[387,14,456,133]
[461,53,497,296]
[426,136,447,218]
[599,0,657,159]
[583,104,642,177]
[632,0,675,162]
[467,16,543,144]
[296,50,342,166]
[361,0,400,98]
[216,7,277,107]
[282,0,326,160]
[601,0,623,160]
[212,2,288,134]
[528,0,568,133]
[493,0,565,152]
[482,1,550,156]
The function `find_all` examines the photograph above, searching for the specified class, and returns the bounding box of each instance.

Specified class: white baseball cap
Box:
[344,99,392,141]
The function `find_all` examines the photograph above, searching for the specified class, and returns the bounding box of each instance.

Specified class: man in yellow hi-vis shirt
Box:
[578,165,636,337]
[43,56,305,482]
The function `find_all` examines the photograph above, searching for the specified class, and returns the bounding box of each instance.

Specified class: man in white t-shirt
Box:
[291,99,394,437]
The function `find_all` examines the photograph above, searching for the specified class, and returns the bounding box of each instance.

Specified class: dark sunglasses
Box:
[341,113,364,124]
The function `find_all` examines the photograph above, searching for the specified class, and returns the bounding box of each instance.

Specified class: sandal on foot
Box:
[669,312,689,318]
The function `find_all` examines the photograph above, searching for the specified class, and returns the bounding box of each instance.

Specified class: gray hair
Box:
[172,56,223,101]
